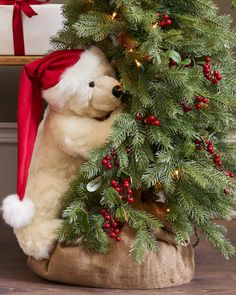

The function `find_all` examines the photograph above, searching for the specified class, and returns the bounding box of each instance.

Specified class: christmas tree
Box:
[53,0,236,262]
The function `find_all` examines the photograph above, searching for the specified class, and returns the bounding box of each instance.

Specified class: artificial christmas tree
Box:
[2,0,236,290]
[51,0,236,262]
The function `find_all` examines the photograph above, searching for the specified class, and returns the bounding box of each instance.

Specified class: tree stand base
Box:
[27,227,195,289]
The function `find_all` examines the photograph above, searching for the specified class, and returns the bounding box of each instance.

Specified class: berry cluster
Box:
[179,95,209,113]
[100,209,122,242]
[195,139,234,178]
[195,96,209,110]
[203,57,223,84]
[179,102,193,113]
[136,114,161,126]
[111,177,134,204]
[101,151,120,170]
[156,13,172,27]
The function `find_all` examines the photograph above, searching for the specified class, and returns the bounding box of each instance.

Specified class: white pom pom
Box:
[1,194,35,229]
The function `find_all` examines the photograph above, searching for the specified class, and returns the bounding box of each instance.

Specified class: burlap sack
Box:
[27,226,195,289]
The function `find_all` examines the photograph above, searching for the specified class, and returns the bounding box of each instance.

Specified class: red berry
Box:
[125,177,131,183]
[128,197,134,204]
[153,120,161,126]
[208,148,214,155]
[165,19,172,26]
[216,74,222,81]
[105,155,112,161]
[205,56,211,63]
[203,64,211,70]
[144,118,152,125]
[111,180,118,187]
[110,232,116,239]
[114,229,120,234]
[183,106,192,113]
[213,70,219,76]
[105,215,111,221]
[112,222,118,228]
[156,12,161,17]
[136,113,143,121]
[229,172,235,178]
[195,139,201,145]
[127,189,133,195]
[214,157,220,164]
[169,59,177,67]
[148,115,156,122]
[203,68,211,74]
[107,163,113,170]
[195,103,202,110]
[116,187,122,193]
[202,98,208,104]
[205,74,213,81]
[114,218,119,223]
[100,209,107,215]
[116,236,121,242]
[160,21,166,27]
[163,14,169,20]
[212,78,219,84]
[123,181,130,188]
[196,96,202,102]
[104,223,111,229]
[102,159,108,166]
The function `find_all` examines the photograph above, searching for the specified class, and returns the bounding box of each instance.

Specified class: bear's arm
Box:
[46,111,117,158]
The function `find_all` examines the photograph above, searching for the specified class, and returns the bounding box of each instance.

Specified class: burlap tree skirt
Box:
[27,226,195,289]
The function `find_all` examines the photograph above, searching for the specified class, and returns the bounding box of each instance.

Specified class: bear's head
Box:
[42,47,122,119]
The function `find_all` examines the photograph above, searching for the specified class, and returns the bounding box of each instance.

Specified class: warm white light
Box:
[152,22,158,28]
[135,59,142,67]
[166,208,170,213]
[111,12,117,20]
[173,169,180,179]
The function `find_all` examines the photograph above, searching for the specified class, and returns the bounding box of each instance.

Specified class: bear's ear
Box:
[42,46,116,112]
[42,83,71,113]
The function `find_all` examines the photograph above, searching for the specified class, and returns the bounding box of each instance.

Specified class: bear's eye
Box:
[89,81,95,88]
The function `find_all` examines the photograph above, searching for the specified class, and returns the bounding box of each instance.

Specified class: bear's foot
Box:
[14,219,62,260]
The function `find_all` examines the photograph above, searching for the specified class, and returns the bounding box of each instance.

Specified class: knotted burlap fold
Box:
[27,226,195,289]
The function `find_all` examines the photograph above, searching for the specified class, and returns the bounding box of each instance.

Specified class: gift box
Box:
[0,3,64,55]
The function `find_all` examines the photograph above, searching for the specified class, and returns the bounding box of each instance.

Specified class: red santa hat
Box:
[2,49,84,228]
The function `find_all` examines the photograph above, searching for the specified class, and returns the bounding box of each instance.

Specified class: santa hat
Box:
[2,49,85,229]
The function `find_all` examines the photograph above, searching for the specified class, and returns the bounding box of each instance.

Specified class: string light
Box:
[135,59,145,72]
[166,208,170,213]
[111,12,118,20]
[135,59,142,67]
[173,169,180,180]
[152,22,158,29]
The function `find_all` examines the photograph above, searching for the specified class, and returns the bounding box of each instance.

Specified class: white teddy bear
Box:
[2,47,122,260]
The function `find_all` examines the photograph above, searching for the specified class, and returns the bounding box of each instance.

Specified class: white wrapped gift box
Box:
[0,4,63,55]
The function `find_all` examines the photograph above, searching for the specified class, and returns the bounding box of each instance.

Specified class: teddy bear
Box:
[2,47,122,260]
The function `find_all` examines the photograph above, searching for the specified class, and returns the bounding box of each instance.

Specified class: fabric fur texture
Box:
[11,47,122,260]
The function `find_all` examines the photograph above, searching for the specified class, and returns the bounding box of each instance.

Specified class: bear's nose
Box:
[112,85,123,99]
